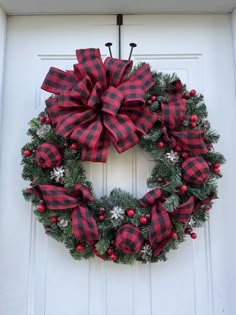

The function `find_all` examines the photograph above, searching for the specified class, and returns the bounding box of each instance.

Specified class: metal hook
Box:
[105,42,113,57]
[128,43,137,60]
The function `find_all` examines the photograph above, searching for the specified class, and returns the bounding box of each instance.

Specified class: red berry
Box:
[189,122,196,128]
[99,207,106,214]
[189,114,198,122]
[140,216,148,225]
[185,227,193,234]
[99,214,105,221]
[213,162,220,168]
[175,145,182,152]
[190,89,197,96]
[50,216,58,223]
[71,143,79,150]
[150,95,156,102]
[76,244,84,252]
[110,253,117,261]
[181,152,188,159]
[45,117,51,124]
[37,204,46,212]
[127,208,135,217]
[213,167,220,174]
[157,141,165,148]
[184,92,190,99]
[24,149,32,157]
[190,232,197,239]
[107,248,113,255]
[205,206,211,211]
[39,116,46,123]
[157,177,163,183]
[171,232,178,239]
[180,185,187,192]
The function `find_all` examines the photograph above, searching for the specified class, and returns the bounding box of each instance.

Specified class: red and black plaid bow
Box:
[139,188,195,256]
[28,184,99,241]
[41,48,158,162]
[161,80,207,154]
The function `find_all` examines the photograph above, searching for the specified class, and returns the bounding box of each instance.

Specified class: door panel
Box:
[0,14,235,315]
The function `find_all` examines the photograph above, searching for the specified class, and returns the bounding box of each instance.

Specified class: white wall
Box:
[0,7,6,133]
[232,9,236,78]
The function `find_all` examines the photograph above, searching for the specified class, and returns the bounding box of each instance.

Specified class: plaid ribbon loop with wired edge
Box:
[160,80,208,154]
[41,48,159,162]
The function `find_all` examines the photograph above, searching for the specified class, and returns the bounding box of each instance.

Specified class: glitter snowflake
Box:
[57,217,69,229]
[139,244,153,261]
[110,206,125,221]
[50,166,65,183]
[201,119,211,132]
[165,150,179,163]
[36,124,51,139]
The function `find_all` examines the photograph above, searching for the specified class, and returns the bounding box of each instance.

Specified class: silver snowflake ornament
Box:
[139,244,153,261]
[165,150,179,163]
[110,206,125,221]
[50,166,65,183]
[36,124,51,139]
[57,217,69,229]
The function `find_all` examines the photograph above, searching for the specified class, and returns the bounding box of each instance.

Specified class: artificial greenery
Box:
[21,70,225,264]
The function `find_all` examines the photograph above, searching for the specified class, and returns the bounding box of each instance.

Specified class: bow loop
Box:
[170,196,195,222]
[104,57,133,86]
[139,188,162,207]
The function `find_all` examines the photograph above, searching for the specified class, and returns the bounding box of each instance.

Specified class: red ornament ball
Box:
[76,244,84,252]
[50,216,58,223]
[39,116,46,123]
[150,95,156,102]
[180,184,188,192]
[110,253,117,261]
[189,122,196,129]
[190,232,197,239]
[171,232,178,239]
[175,145,182,152]
[98,214,105,221]
[37,204,46,212]
[99,207,106,214]
[184,92,190,99]
[181,152,188,159]
[205,205,211,211]
[45,117,51,124]
[190,89,197,96]
[71,143,79,150]
[213,168,220,174]
[185,227,193,234]
[127,208,135,217]
[107,248,113,255]
[189,114,198,122]
[213,162,220,168]
[157,141,165,148]
[24,149,32,157]
[139,216,148,225]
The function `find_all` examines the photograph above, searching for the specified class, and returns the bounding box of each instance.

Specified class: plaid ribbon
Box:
[41,48,158,162]
[181,156,210,185]
[115,224,144,254]
[35,143,62,168]
[194,192,216,210]
[29,184,99,241]
[139,189,195,256]
[161,80,207,154]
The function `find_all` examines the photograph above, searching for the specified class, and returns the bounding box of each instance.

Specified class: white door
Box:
[1,14,235,315]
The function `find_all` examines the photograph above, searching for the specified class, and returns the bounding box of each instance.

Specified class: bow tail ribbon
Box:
[32,184,100,241]
[139,189,172,256]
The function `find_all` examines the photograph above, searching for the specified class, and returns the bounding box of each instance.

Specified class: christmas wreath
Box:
[21,48,225,264]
